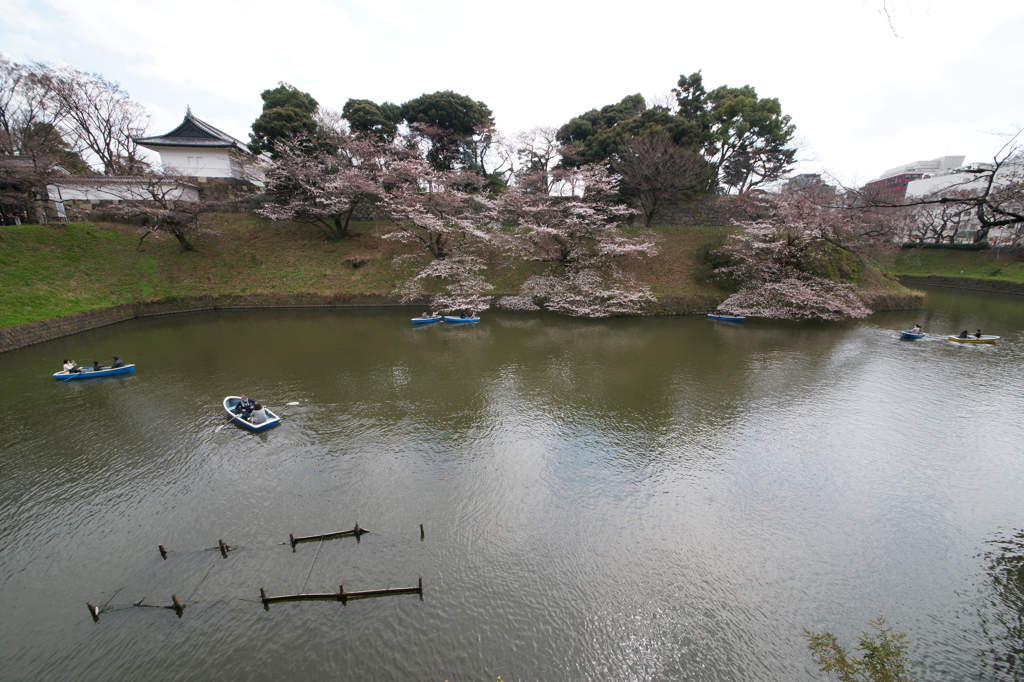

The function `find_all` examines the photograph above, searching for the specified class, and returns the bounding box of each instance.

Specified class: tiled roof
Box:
[136,110,249,152]
[50,175,200,189]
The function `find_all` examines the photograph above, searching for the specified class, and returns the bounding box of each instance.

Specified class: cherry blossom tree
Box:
[708,189,887,320]
[259,132,399,240]
[493,164,659,317]
[260,125,660,317]
[381,156,500,313]
[380,157,496,259]
[91,170,211,251]
[393,251,495,314]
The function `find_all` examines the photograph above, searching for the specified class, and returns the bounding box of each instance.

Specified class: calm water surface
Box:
[2,286,1024,681]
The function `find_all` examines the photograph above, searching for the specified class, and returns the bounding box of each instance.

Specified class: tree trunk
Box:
[171,227,194,251]
[332,214,347,240]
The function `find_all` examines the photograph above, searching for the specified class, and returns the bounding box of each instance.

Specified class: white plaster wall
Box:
[47,181,200,202]
[157,148,236,178]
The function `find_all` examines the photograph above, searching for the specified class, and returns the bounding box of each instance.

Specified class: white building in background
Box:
[879,155,965,181]
[904,154,1024,244]
[906,162,999,198]
[136,109,260,181]
[863,155,965,202]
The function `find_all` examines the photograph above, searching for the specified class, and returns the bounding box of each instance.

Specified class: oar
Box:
[61,370,89,382]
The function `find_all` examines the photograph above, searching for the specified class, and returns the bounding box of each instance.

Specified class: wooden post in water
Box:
[86,601,99,621]
[420,524,425,540]
[219,539,228,558]
[159,544,168,559]
[172,594,184,617]
[338,584,344,602]
[289,526,370,546]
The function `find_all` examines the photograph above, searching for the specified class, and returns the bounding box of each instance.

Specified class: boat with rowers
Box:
[948,334,999,344]
[444,314,480,324]
[222,396,281,431]
[53,364,135,380]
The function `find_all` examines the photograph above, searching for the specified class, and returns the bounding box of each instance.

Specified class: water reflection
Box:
[0,287,1023,680]
[974,530,1024,680]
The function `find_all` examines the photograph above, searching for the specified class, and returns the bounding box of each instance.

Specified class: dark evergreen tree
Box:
[399,91,493,171]
[249,83,319,157]
[342,98,399,142]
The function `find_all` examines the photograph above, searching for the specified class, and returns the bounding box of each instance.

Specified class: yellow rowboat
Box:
[948,335,999,344]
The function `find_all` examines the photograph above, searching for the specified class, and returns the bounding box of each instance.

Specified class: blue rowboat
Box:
[412,315,442,326]
[53,364,135,381]
[707,313,745,323]
[444,316,480,324]
[223,396,281,432]
[900,330,926,339]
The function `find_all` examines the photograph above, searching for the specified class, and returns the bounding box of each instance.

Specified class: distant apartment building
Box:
[863,155,965,202]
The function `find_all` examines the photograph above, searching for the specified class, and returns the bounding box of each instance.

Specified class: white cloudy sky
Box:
[1,0,1020,183]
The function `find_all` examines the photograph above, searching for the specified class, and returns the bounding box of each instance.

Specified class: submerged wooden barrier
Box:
[289,523,368,548]
[260,577,422,605]
[86,594,186,621]
[157,539,234,559]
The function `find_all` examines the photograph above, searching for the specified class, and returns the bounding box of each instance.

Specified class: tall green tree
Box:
[249,83,319,156]
[342,98,400,142]
[399,91,493,172]
[675,71,796,194]
[556,72,796,194]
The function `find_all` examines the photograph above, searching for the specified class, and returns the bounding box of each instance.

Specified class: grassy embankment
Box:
[881,247,1024,282]
[0,214,921,330]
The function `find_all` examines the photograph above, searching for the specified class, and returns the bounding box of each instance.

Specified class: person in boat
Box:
[233,395,256,418]
[974,329,983,338]
[460,312,467,319]
[249,403,268,425]
[111,356,124,368]
[92,360,105,371]
[912,325,923,334]
[62,359,81,373]
[958,330,970,339]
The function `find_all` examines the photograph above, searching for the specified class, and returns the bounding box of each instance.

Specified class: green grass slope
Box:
[0,216,922,330]
[882,247,1024,282]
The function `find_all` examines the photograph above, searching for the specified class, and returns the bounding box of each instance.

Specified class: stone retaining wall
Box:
[0,294,417,354]
[629,196,751,227]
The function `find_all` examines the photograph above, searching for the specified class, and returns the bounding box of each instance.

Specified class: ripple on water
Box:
[1,302,1023,680]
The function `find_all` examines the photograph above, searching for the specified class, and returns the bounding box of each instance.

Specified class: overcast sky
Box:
[1,0,1020,184]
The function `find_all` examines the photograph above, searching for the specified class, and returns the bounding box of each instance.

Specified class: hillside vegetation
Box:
[882,247,1024,282]
[1,215,920,329]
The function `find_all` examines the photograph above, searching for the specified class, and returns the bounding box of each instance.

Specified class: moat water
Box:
[2,286,1023,681]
